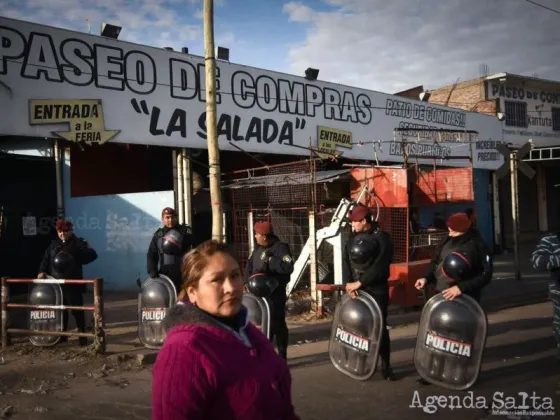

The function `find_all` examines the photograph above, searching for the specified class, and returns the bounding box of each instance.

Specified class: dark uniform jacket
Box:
[342,227,394,296]
[244,236,294,300]
[39,235,98,293]
[147,224,194,287]
[425,228,492,301]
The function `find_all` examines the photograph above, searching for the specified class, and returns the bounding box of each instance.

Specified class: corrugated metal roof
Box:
[222,169,351,189]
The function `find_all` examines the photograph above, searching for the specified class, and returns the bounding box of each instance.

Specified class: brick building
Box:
[397,73,560,251]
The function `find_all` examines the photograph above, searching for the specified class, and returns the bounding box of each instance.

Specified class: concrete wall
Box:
[62,149,173,291]
[487,79,560,147]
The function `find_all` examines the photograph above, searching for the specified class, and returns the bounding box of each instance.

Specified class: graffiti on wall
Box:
[106,210,160,252]
[34,211,160,253]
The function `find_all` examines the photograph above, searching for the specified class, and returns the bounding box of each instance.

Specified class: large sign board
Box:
[0,17,505,169]
[488,80,560,147]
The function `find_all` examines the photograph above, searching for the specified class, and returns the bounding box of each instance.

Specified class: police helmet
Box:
[29,283,58,305]
[339,297,374,337]
[428,301,477,342]
[52,251,75,275]
[247,273,278,298]
[141,280,175,308]
[442,251,472,281]
[349,233,378,269]
[162,229,183,255]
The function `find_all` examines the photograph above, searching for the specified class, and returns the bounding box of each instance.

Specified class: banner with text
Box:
[0,17,508,169]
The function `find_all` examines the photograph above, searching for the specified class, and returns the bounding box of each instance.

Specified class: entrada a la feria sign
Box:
[29,99,120,145]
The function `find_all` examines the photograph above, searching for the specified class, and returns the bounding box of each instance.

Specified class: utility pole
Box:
[203,0,224,242]
[495,141,535,282]
[509,150,521,281]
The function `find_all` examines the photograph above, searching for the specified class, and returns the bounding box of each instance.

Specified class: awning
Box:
[221,169,351,189]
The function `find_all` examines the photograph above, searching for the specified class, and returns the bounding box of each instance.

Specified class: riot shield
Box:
[138,275,177,349]
[28,275,64,347]
[328,291,383,381]
[242,292,271,339]
[414,293,488,390]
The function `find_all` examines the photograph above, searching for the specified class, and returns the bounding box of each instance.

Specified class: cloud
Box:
[283,2,314,22]
[0,0,208,51]
[282,0,560,93]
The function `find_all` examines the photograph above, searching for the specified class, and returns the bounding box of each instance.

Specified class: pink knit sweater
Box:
[151,303,300,420]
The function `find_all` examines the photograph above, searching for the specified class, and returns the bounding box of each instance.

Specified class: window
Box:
[552,107,560,131]
[504,101,528,128]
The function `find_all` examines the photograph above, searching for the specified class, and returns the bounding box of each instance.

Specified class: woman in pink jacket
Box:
[152,240,300,420]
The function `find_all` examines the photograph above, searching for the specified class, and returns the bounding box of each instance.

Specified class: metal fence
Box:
[1,277,106,353]
[223,159,350,292]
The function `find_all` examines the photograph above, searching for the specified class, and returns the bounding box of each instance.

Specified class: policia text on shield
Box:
[414,212,492,388]
[340,204,396,381]
[37,219,98,346]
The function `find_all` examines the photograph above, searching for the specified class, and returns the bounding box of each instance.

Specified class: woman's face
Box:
[187,252,244,317]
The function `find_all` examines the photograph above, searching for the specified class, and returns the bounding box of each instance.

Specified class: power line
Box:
[523,0,560,15]
[3,58,559,114]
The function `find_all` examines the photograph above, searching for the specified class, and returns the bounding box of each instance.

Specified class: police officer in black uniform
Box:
[342,204,396,381]
[415,212,492,385]
[147,207,194,292]
[38,219,98,346]
[415,212,492,303]
[244,221,294,360]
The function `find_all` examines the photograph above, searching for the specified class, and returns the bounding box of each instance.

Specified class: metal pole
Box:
[54,139,64,218]
[172,149,178,211]
[177,150,184,224]
[182,149,193,226]
[308,211,318,313]
[1,277,8,349]
[93,277,106,353]
[247,211,255,253]
[510,151,521,281]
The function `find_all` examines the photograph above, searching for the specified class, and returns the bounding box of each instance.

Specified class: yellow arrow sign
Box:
[29,99,120,145]
[316,126,352,160]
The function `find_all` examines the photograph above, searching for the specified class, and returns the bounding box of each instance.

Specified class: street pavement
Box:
[288,302,559,420]
[1,301,557,419]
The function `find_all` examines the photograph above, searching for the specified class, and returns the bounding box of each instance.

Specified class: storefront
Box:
[0,17,507,290]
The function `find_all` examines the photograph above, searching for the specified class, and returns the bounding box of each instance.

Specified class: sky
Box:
[1,0,559,94]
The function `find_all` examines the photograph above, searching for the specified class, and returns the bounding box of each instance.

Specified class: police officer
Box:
[342,204,396,381]
[37,219,98,346]
[147,207,194,292]
[415,212,492,303]
[244,221,294,360]
[414,212,492,385]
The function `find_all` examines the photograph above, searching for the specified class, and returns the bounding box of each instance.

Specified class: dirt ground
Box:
[0,337,150,420]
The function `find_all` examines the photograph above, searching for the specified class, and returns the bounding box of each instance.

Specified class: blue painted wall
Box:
[62,150,174,291]
[416,169,493,246]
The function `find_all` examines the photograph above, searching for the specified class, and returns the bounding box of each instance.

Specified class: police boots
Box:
[381,363,396,381]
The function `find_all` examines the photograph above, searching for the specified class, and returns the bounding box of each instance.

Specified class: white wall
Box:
[487,80,560,147]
